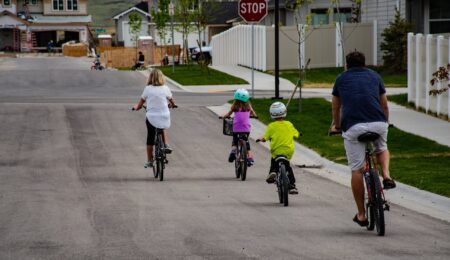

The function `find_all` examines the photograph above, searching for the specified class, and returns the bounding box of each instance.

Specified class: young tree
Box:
[175,0,195,64]
[128,12,143,64]
[191,0,220,46]
[151,0,171,64]
[430,64,450,96]
[380,8,411,73]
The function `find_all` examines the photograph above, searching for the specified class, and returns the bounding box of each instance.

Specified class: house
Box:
[256,0,449,64]
[0,0,92,52]
[112,0,152,47]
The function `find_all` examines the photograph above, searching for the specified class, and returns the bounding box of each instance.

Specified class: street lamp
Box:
[169,1,175,73]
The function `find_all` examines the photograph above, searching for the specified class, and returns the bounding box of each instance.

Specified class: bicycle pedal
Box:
[164,159,169,164]
[384,203,390,211]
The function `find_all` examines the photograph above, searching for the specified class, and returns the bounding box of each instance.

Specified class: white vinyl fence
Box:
[211,25,267,71]
[210,22,377,71]
[408,33,449,116]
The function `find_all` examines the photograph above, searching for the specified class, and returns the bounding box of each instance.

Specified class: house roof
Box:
[0,10,30,26]
[31,14,92,24]
[203,1,239,25]
[112,7,151,20]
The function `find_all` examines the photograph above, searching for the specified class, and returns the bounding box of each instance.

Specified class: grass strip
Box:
[160,65,248,85]
[266,66,407,88]
[251,98,450,197]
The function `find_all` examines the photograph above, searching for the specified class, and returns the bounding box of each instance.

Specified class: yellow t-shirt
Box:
[264,120,299,159]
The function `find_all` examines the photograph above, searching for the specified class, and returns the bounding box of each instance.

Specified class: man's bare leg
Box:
[351,169,366,221]
[376,150,391,180]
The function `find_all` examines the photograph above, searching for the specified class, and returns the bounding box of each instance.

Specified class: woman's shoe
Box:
[383,179,396,190]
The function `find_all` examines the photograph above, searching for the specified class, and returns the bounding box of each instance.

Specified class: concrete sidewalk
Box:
[208,104,450,223]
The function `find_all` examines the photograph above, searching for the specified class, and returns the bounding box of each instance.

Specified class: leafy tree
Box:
[175,0,195,64]
[191,0,220,46]
[151,0,171,64]
[128,12,143,63]
[380,8,411,73]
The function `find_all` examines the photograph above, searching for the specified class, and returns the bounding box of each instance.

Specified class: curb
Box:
[207,103,450,223]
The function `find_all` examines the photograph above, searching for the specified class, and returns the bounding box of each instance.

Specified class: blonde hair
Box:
[147,69,166,86]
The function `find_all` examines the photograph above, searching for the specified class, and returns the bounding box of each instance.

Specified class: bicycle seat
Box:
[357,132,380,143]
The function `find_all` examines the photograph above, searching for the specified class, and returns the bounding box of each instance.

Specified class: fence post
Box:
[425,34,433,113]
[436,35,444,116]
[415,34,423,109]
[407,33,414,103]
[373,19,378,65]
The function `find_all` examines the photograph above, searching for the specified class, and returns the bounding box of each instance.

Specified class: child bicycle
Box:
[329,126,392,236]
[256,139,294,207]
[220,116,257,181]
[132,104,177,181]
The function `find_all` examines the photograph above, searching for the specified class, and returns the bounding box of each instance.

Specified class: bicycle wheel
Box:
[157,158,164,181]
[280,164,289,207]
[372,170,385,236]
[153,162,158,178]
[365,172,375,230]
[277,178,283,204]
[235,144,241,179]
[240,142,247,181]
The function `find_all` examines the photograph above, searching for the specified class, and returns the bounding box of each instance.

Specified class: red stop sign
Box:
[239,0,268,23]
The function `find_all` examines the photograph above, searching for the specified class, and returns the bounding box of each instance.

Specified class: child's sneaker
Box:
[289,184,299,195]
[164,144,173,154]
[144,160,154,168]
[228,149,236,162]
[247,157,254,167]
[266,172,276,183]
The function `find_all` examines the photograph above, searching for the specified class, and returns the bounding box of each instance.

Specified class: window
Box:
[67,0,78,11]
[53,0,64,10]
[333,8,352,23]
[311,9,329,25]
[3,0,11,6]
[32,0,37,4]
[429,0,450,33]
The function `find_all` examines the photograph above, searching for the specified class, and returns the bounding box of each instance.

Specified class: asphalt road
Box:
[0,58,449,259]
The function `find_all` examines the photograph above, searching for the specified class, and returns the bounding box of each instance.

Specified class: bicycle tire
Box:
[158,159,164,181]
[372,170,385,236]
[280,164,289,206]
[153,163,158,178]
[235,143,241,179]
[240,142,247,181]
[156,134,165,181]
[366,202,375,231]
[277,173,283,204]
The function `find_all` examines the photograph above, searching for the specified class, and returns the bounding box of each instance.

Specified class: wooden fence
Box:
[100,47,153,68]
[63,43,88,57]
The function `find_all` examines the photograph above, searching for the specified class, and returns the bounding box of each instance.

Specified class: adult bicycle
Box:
[329,127,392,236]
[220,116,257,181]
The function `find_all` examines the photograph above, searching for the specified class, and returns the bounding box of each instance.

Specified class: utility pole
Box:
[274,0,280,99]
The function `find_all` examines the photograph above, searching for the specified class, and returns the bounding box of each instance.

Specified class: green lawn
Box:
[160,65,248,85]
[250,98,450,197]
[266,66,407,88]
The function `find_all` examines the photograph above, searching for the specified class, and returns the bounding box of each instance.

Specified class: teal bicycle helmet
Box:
[233,89,250,102]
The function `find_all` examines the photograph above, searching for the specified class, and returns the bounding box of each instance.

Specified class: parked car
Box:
[191,46,212,65]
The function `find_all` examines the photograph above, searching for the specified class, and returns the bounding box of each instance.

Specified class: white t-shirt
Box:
[141,85,173,129]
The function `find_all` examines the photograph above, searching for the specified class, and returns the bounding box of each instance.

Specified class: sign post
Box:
[239,0,268,99]
[169,1,175,73]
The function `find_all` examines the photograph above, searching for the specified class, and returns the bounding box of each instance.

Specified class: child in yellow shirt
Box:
[258,102,299,194]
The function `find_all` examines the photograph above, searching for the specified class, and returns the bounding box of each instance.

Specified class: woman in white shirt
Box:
[133,69,177,168]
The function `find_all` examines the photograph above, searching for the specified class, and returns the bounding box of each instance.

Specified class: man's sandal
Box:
[353,215,369,227]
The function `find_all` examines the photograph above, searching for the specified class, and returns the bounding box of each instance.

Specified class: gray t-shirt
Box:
[332,67,387,132]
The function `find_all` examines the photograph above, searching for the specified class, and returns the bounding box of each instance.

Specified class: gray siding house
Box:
[112,1,152,47]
